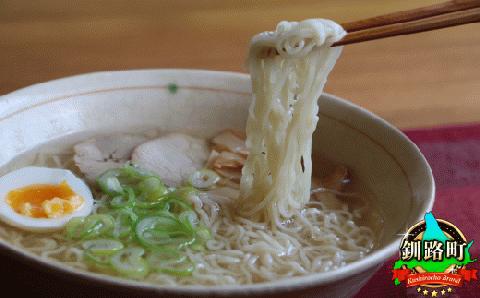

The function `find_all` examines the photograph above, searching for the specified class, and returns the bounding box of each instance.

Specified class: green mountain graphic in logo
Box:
[393,212,476,286]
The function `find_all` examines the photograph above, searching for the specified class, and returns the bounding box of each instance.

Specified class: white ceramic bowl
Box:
[0,69,434,297]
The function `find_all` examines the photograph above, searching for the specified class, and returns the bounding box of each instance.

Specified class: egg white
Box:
[0,166,94,232]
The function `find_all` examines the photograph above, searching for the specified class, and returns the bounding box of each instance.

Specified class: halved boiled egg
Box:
[0,167,94,232]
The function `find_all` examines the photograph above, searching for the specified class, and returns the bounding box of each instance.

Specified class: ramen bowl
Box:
[0,69,434,297]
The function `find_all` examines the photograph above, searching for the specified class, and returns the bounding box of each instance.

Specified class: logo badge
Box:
[392,212,477,296]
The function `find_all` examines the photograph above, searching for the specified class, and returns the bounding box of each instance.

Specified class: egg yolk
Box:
[6,181,84,218]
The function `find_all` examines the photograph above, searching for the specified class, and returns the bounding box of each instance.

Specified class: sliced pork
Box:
[132,133,209,186]
[73,134,148,182]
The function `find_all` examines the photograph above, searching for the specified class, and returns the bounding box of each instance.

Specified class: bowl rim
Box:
[0,69,435,295]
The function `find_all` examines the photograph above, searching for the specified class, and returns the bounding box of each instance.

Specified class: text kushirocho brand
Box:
[392,212,477,296]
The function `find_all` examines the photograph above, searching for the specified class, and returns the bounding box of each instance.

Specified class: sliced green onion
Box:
[132,206,161,217]
[179,211,199,230]
[110,209,137,239]
[147,251,194,276]
[135,195,167,209]
[137,177,168,201]
[136,216,195,249]
[83,214,115,239]
[162,197,193,213]
[97,169,124,195]
[66,214,115,240]
[117,166,146,184]
[110,247,149,278]
[98,165,164,197]
[157,262,194,276]
[120,164,154,179]
[84,249,111,270]
[82,239,124,255]
[189,169,220,190]
[110,187,135,209]
[65,217,87,239]
[110,195,132,209]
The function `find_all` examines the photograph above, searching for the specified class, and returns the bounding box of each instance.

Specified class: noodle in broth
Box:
[0,134,377,285]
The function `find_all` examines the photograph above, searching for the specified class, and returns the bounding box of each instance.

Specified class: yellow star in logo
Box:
[423,289,429,296]
[447,287,452,293]
[441,289,446,295]
[431,290,438,297]
[417,287,422,292]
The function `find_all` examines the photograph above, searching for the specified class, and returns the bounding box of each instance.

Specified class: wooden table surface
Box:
[1,0,479,129]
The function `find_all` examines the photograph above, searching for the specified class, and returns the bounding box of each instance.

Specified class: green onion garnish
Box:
[65,164,210,278]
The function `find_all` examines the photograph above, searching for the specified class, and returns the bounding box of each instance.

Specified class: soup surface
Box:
[0,130,383,286]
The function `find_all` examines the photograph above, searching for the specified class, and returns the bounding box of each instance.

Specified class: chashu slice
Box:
[74,134,148,182]
[132,133,209,186]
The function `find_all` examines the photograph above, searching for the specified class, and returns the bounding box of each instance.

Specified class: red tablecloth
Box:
[1,124,479,297]
[356,124,480,298]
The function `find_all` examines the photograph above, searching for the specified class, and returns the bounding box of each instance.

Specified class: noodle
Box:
[239,19,346,225]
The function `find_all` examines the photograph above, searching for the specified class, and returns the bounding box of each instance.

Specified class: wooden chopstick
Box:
[256,0,480,57]
[341,0,480,32]
[333,1,480,47]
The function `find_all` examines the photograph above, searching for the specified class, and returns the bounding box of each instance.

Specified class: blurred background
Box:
[1,0,479,128]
